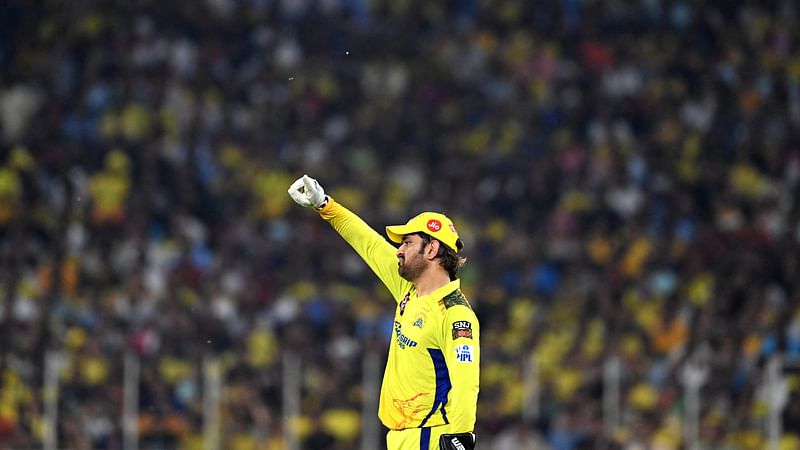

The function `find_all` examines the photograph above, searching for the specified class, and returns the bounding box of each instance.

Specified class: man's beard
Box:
[398,257,425,281]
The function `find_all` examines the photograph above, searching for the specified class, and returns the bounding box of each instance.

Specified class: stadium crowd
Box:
[1,0,800,449]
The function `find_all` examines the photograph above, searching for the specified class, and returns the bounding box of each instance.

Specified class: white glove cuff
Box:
[315,195,330,210]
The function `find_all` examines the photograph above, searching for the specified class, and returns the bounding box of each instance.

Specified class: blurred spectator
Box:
[492,421,549,450]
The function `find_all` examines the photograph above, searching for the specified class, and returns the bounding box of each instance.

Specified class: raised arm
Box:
[288,174,412,303]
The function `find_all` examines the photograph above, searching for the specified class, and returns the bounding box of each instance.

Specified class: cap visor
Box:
[385,224,416,244]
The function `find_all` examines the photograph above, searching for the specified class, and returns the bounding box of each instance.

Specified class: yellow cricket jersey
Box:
[318,198,480,432]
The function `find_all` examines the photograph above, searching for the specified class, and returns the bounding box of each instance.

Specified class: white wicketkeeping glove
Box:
[288,174,327,208]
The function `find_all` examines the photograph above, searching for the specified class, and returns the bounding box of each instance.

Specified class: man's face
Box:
[396,234,428,281]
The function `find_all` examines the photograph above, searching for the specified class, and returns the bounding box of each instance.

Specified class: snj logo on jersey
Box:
[427,219,442,232]
[452,321,473,340]
[455,344,473,363]
[394,321,418,349]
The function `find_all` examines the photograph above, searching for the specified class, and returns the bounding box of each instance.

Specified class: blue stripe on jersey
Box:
[420,348,452,428]
[420,427,431,450]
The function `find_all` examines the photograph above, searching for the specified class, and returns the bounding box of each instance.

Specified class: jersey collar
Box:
[415,279,460,303]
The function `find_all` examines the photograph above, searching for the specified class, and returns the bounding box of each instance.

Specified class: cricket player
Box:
[289,175,479,450]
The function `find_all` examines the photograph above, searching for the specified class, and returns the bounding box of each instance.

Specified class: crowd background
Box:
[1,0,800,449]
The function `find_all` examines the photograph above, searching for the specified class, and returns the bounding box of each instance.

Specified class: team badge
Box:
[451,321,473,340]
[399,293,410,316]
[413,315,425,329]
[455,344,473,363]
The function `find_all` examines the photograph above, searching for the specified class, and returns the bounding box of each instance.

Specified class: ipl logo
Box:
[455,344,473,363]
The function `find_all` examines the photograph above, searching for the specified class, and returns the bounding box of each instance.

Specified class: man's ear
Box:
[425,239,440,260]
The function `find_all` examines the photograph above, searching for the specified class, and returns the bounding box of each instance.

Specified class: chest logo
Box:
[394,321,418,349]
[413,314,425,329]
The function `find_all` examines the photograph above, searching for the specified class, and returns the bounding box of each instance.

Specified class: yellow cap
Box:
[386,212,463,252]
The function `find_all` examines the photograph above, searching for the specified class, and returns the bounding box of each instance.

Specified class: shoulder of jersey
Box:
[442,289,471,310]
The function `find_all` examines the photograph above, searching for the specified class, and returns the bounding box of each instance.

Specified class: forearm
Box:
[318,197,411,302]
[445,366,480,431]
